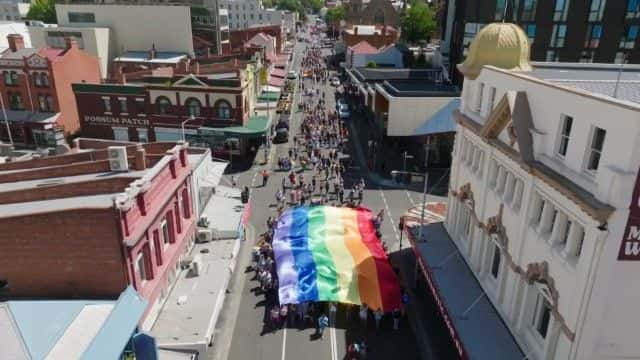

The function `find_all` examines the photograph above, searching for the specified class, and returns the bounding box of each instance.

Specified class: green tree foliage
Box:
[325,5,346,24]
[26,0,56,24]
[401,1,437,44]
[366,61,378,68]
[277,0,302,12]
[262,0,275,8]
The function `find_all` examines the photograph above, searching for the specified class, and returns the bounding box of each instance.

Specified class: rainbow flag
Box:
[272,206,401,312]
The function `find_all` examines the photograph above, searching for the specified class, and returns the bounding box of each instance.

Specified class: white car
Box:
[330,77,340,86]
[338,104,350,119]
[287,71,298,80]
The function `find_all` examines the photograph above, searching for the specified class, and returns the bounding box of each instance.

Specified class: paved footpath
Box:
[211,16,444,360]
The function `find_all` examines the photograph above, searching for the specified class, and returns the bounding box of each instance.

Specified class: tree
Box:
[26,0,56,24]
[262,0,275,8]
[277,0,301,12]
[325,5,346,24]
[366,61,378,68]
[401,1,437,45]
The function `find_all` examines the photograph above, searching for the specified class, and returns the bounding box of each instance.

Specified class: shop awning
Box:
[262,85,282,93]
[268,76,285,87]
[407,222,524,360]
[198,116,271,138]
[258,91,280,102]
[271,68,286,78]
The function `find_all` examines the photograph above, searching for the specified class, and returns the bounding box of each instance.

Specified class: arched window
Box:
[156,96,171,114]
[33,72,42,87]
[185,97,201,117]
[216,100,232,119]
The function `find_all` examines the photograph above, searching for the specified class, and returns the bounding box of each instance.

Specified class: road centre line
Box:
[379,188,400,242]
[281,328,287,360]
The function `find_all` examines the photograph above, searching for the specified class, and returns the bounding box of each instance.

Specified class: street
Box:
[211,17,446,360]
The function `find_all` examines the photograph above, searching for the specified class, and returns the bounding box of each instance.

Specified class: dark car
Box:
[273,128,289,144]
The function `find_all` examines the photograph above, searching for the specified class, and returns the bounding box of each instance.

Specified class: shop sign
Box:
[618,168,640,260]
[84,115,149,127]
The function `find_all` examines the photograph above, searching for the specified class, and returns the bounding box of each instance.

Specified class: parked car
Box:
[336,98,347,110]
[330,77,340,86]
[273,128,289,143]
[338,104,350,119]
[287,71,298,80]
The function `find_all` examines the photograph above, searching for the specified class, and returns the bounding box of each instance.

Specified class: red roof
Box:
[268,75,284,87]
[38,47,65,61]
[270,68,286,78]
[349,41,378,55]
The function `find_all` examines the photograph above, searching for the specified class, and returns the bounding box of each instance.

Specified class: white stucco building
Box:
[219,0,296,34]
[439,23,640,360]
[0,0,29,21]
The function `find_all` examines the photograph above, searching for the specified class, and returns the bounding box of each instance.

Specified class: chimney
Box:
[134,148,147,170]
[149,43,157,60]
[65,37,78,50]
[354,26,358,35]
[382,25,387,36]
[7,34,24,52]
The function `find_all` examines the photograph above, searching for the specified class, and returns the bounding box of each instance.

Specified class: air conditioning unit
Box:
[108,146,128,172]
[191,254,203,276]
[197,228,213,243]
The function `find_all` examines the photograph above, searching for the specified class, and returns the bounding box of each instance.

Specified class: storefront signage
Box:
[84,115,149,127]
[618,168,640,260]
[409,231,468,359]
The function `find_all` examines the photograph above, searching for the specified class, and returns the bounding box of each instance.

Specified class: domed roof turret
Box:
[457,22,532,80]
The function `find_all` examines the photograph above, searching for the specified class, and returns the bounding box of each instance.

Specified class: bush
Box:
[366,61,378,68]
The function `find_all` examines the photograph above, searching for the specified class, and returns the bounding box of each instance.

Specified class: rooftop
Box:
[0,286,147,360]
[527,62,640,104]
[114,51,188,64]
[381,79,459,97]
[349,67,444,83]
[349,40,378,55]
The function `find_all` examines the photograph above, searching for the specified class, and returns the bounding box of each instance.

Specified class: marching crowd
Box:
[249,27,409,360]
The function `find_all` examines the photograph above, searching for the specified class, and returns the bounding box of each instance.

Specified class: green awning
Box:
[258,91,280,102]
[198,115,271,138]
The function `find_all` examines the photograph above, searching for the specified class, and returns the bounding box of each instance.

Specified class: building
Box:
[341,24,400,48]
[0,1,29,22]
[0,286,156,360]
[73,58,267,158]
[344,0,400,27]
[0,21,31,51]
[0,138,197,329]
[0,34,101,148]
[346,41,408,68]
[410,22,640,359]
[219,0,295,33]
[442,0,640,83]
[229,23,285,53]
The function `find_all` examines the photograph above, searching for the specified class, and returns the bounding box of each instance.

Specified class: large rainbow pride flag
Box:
[272,206,401,312]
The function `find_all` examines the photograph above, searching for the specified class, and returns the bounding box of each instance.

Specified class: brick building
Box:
[344,0,400,27]
[0,34,101,148]
[229,24,284,54]
[341,24,400,48]
[0,138,196,328]
[73,58,268,158]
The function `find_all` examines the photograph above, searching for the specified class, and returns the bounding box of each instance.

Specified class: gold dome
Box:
[457,22,532,80]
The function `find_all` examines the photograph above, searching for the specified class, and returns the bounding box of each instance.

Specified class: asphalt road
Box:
[214,18,446,360]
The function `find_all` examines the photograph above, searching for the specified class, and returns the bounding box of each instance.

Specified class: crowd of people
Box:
[249,26,410,360]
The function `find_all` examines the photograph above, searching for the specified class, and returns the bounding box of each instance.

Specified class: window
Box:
[216,100,232,119]
[137,128,148,143]
[10,71,17,84]
[38,95,48,111]
[185,98,201,117]
[33,72,42,87]
[525,24,536,43]
[46,96,54,112]
[584,24,602,48]
[561,220,571,246]
[136,98,145,114]
[546,50,559,61]
[513,179,524,210]
[575,229,585,257]
[475,83,484,113]
[627,0,640,19]
[588,0,606,22]
[557,115,573,157]
[102,97,111,113]
[250,13,254,20]
[9,93,23,110]
[259,13,262,20]
[182,188,191,218]
[553,0,570,21]
[586,127,606,171]
[156,97,171,114]
[41,73,49,87]
[153,230,163,265]
[136,251,148,282]
[464,210,472,240]
[3,71,10,85]
[119,98,128,114]
[550,24,567,47]
[490,243,501,279]
[495,0,507,20]
[161,219,170,247]
[112,127,129,141]
[463,23,484,56]
[68,12,96,23]
[620,25,639,49]
[532,293,552,339]
[533,198,545,225]
[521,0,537,21]
[487,87,496,111]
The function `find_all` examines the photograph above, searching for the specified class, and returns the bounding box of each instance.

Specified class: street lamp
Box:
[392,169,429,244]
[181,114,196,142]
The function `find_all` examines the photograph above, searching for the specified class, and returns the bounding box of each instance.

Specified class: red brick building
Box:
[0,138,196,326]
[342,24,400,48]
[0,35,101,148]
[229,24,284,54]
[73,59,268,158]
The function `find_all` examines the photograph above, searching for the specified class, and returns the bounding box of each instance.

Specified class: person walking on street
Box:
[329,302,337,326]
[374,308,383,329]
[231,175,237,187]
[392,307,401,330]
[359,303,368,328]
[317,313,329,339]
